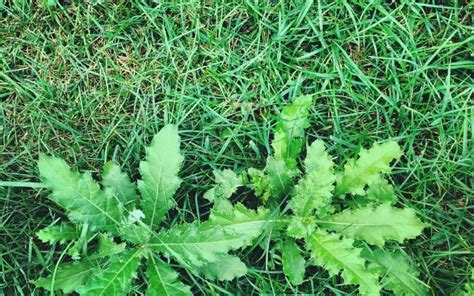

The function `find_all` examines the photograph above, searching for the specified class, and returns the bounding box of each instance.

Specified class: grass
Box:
[0,0,472,294]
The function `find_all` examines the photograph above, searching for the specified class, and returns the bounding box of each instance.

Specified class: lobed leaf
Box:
[146,257,192,296]
[335,142,402,196]
[204,169,242,204]
[362,248,428,295]
[38,155,123,233]
[34,234,126,293]
[290,140,335,217]
[102,161,138,208]
[307,230,381,295]
[353,177,397,207]
[37,223,78,245]
[281,239,305,286]
[208,203,272,247]
[148,222,246,268]
[138,124,184,229]
[322,203,427,246]
[265,156,298,200]
[197,255,248,281]
[271,95,313,168]
[34,260,96,294]
[77,248,142,296]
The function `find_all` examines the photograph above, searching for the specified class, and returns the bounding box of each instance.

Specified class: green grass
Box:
[0,0,472,294]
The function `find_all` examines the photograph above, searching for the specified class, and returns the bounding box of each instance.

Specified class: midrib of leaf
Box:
[48,264,95,292]
[98,249,141,296]
[387,266,425,295]
[150,256,173,296]
[317,220,421,227]
[149,165,165,228]
[146,238,243,247]
[70,186,120,227]
[273,161,287,190]
[311,236,374,290]
[372,255,426,294]
[219,220,275,231]
[40,158,121,227]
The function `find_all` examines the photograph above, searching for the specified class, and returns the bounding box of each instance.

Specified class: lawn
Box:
[0,1,473,295]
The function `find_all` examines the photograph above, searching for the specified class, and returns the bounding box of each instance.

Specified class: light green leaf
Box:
[272,95,313,168]
[149,205,269,268]
[38,155,123,232]
[146,257,192,296]
[204,169,242,203]
[102,161,137,208]
[34,235,126,293]
[322,203,427,246]
[34,260,95,293]
[281,239,305,286]
[362,248,428,295]
[354,177,397,207]
[78,248,142,296]
[335,142,402,196]
[138,124,184,229]
[93,233,127,259]
[148,221,247,268]
[198,255,247,281]
[291,140,335,217]
[208,203,272,247]
[307,230,381,295]
[265,156,298,200]
[37,223,78,245]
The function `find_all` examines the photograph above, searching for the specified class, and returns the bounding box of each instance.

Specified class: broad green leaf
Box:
[354,178,397,207]
[37,223,78,245]
[146,257,192,296]
[148,221,247,268]
[38,155,123,232]
[307,230,381,295]
[93,233,127,259]
[78,248,142,296]
[272,95,313,168]
[265,156,298,200]
[34,235,126,293]
[291,140,335,217]
[335,142,402,196]
[102,161,137,208]
[322,203,427,246]
[208,203,272,247]
[204,169,242,203]
[34,260,96,293]
[138,124,184,229]
[362,248,428,295]
[198,255,247,281]
[281,239,305,286]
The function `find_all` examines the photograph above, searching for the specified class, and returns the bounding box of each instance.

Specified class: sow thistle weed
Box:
[34,125,269,295]
[244,95,429,295]
[32,96,429,295]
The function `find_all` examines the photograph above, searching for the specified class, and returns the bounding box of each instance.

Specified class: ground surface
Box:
[0,1,473,295]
